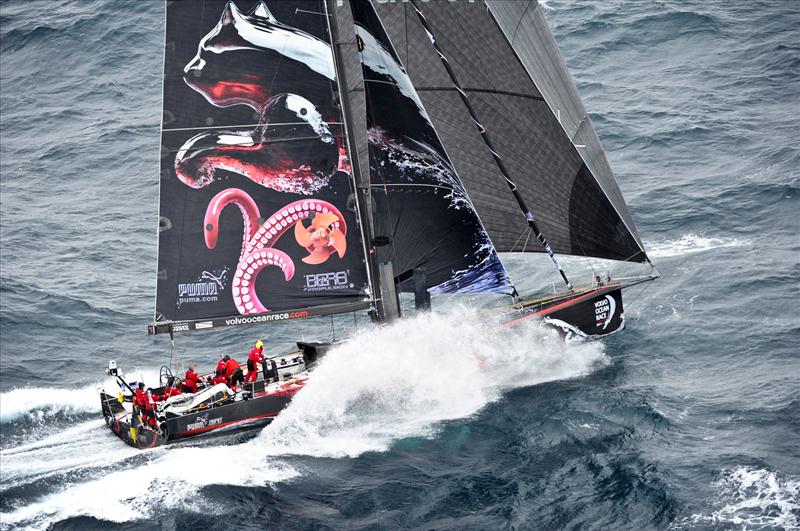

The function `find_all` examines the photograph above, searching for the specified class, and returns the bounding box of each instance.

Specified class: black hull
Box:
[101,388,293,449]
[100,342,333,449]
[502,277,654,338]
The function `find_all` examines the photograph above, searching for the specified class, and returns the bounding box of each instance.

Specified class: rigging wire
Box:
[622,276,656,315]
[520,227,532,253]
[509,226,531,252]
[264,9,299,102]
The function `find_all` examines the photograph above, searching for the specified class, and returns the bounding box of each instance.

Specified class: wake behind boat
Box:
[99,0,657,448]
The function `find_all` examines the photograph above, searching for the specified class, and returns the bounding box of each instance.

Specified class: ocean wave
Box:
[0,441,298,531]
[627,11,723,33]
[0,385,100,424]
[647,233,750,258]
[685,466,800,529]
[0,276,137,324]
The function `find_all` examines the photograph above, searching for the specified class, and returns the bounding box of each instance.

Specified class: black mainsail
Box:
[154,0,373,333]
[151,0,655,336]
[347,0,512,295]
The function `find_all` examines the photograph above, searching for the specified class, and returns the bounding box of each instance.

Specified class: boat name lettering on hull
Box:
[186,416,222,431]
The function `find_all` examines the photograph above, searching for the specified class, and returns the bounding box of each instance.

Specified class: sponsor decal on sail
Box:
[304,270,354,292]
[176,269,229,307]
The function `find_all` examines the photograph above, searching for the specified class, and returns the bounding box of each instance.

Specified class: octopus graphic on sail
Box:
[157,0,369,321]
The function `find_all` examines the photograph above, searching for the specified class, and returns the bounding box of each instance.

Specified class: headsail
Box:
[371,0,649,264]
[344,0,513,294]
[155,0,371,331]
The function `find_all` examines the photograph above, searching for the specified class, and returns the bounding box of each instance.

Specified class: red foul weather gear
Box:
[245,347,264,383]
[154,386,182,401]
[133,388,157,427]
[183,369,200,393]
[225,358,241,378]
[226,358,244,390]
[133,388,148,409]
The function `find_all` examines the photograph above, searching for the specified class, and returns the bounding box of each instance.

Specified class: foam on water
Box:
[647,233,751,258]
[1,445,299,530]
[687,466,800,529]
[257,306,608,458]
[0,370,161,424]
[0,385,100,424]
[0,307,607,529]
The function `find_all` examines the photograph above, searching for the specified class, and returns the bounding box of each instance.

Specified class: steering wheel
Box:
[159,365,174,387]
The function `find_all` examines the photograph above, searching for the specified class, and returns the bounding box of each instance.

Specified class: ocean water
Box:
[1,0,798,529]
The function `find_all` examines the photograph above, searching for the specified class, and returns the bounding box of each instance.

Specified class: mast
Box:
[409,1,573,290]
[324,0,389,322]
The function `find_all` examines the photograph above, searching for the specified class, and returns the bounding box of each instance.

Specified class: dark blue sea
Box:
[1,0,798,529]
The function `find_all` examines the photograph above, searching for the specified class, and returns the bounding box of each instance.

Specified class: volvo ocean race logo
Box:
[303,270,354,292]
[177,268,229,307]
[594,295,616,330]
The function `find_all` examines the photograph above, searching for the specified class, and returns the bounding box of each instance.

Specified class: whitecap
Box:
[647,233,750,258]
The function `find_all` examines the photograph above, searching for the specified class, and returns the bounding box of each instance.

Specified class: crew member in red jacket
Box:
[225,356,244,391]
[153,385,181,402]
[245,340,265,383]
[182,364,201,393]
[215,356,227,379]
[133,383,157,427]
[209,355,229,385]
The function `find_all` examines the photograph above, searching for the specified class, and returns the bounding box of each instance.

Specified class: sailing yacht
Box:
[99,0,657,449]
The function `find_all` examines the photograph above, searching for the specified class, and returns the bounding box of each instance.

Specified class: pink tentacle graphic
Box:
[204,188,346,314]
[249,199,346,254]
[204,188,261,257]
[231,248,295,314]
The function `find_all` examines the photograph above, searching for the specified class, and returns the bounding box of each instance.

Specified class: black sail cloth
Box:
[371,0,649,264]
[346,0,512,294]
[156,0,371,324]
